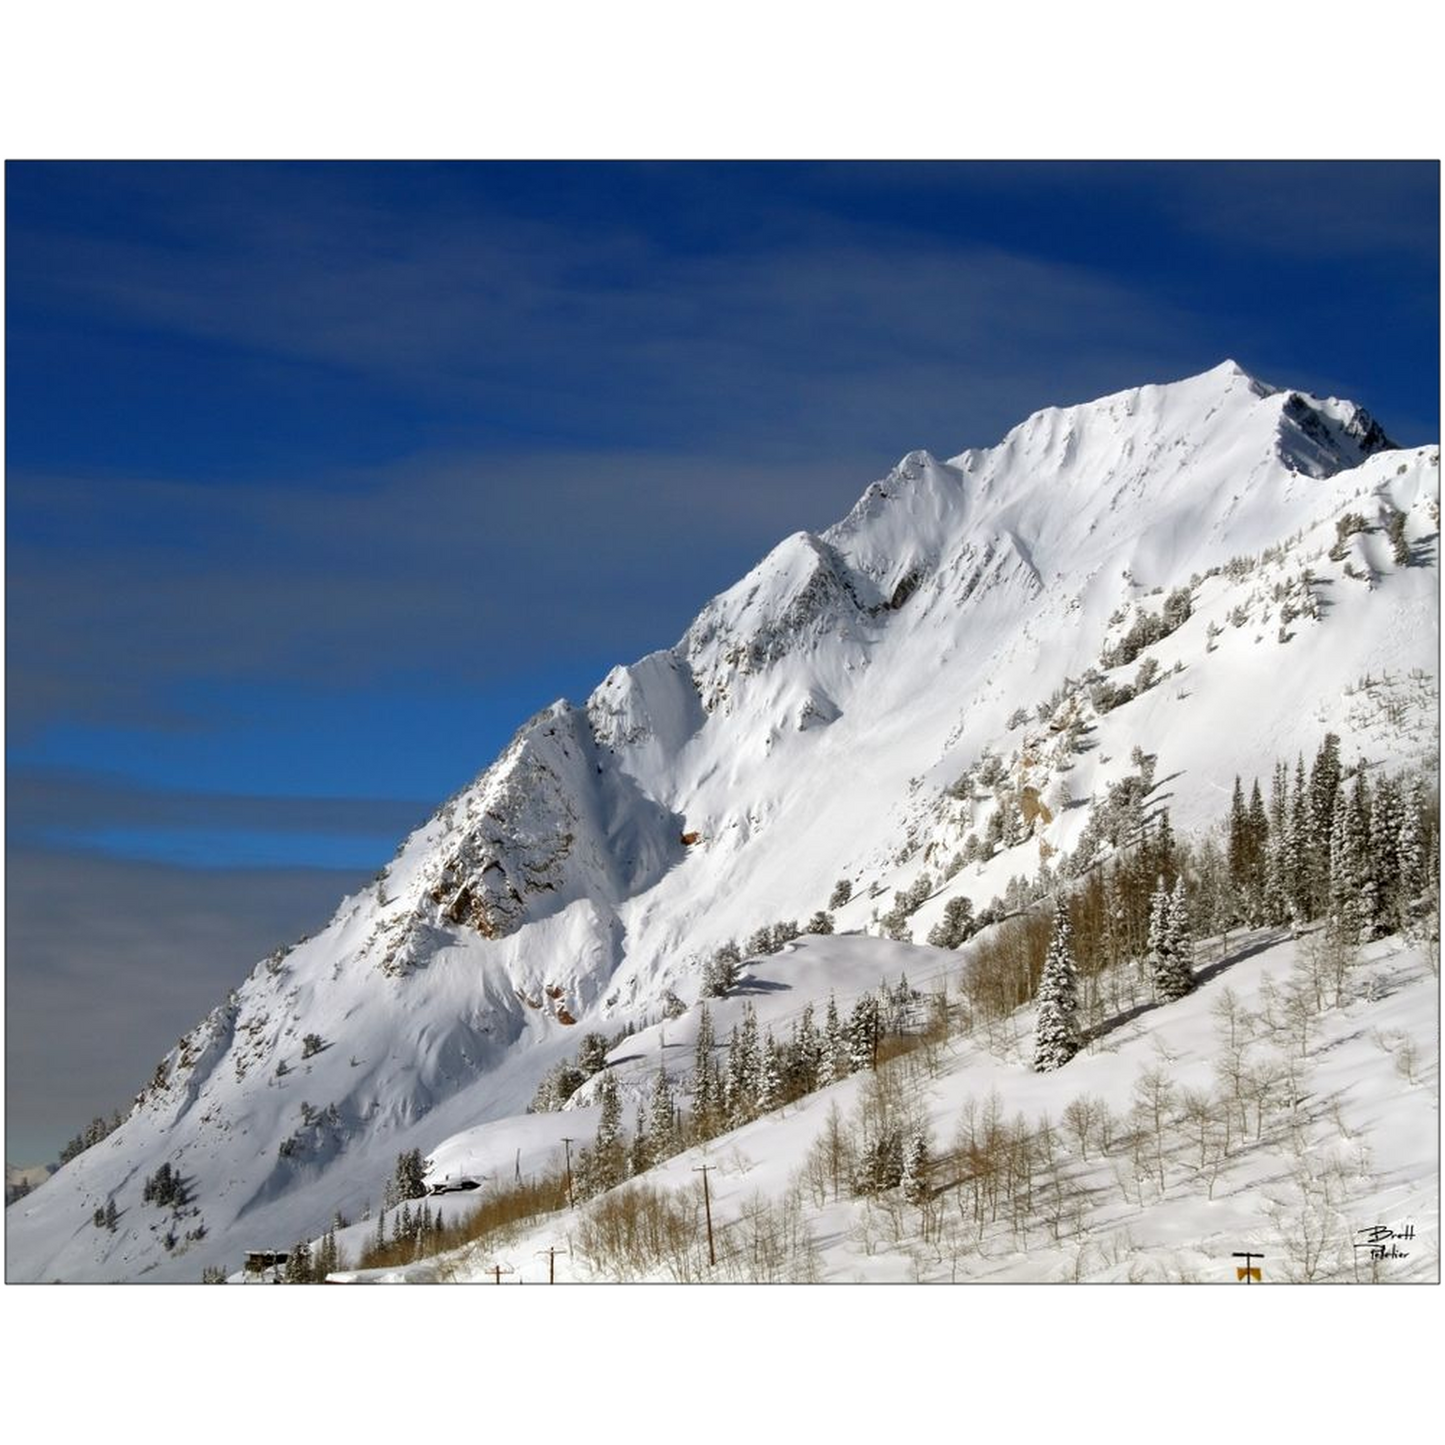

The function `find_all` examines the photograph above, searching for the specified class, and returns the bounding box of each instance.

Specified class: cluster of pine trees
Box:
[1218,734,1433,941]
[59,1109,126,1166]
[141,1161,187,1209]
[528,1028,622,1112]
[381,1147,429,1208]
[697,913,836,999]
[1027,735,1436,1073]
[568,975,932,1205]
[283,1224,348,1282]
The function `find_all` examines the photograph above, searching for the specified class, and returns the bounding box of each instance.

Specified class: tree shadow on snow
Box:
[1086,927,1291,1044]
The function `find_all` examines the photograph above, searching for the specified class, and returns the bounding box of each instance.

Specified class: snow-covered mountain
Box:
[8,360,1438,1282]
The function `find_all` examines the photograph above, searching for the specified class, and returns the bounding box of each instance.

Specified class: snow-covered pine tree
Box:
[1286,754,1311,925]
[1147,876,1170,990]
[725,1003,762,1127]
[628,1123,650,1179]
[927,895,975,949]
[1398,778,1426,911]
[286,1238,313,1284]
[901,1127,930,1205]
[701,942,741,998]
[1329,770,1373,945]
[1227,775,1249,914]
[593,1070,625,1190]
[1032,897,1081,1072]
[758,1032,784,1113]
[1350,770,1379,938]
[1370,774,1403,931]
[1264,761,1289,925]
[848,993,880,1073]
[793,1003,819,1094]
[747,924,776,957]
[646,1067,677,1165]
[818,994,849,1086]
[1308,733,1343,911]
[1160,877,1195,1001]
[692,1001,718,1132]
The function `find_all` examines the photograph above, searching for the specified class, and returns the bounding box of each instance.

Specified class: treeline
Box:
[960,733,1438,1058]
[58,1109,126,1166]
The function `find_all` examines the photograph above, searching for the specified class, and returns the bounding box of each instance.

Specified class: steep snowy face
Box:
[813,361,1391,610]
[364,701,685,970]
[9,361,1435,1283]
[679,530,881,713]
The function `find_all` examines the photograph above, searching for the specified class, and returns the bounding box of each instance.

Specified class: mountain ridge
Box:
[7,361,1436,1282]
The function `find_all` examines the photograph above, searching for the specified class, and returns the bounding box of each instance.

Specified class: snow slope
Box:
[356,925,1437,1284]
[7,361,1437,1282]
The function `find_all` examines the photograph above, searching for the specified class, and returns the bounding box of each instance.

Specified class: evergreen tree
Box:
[758,1032,785,1114]
[793,1003,820,1094]
[1227,775,1249,908]
[1371,775,1404,930]
[725,1003,762,1127]
[1158,877,1195,1001]
[628,1124,651,1180]
[576,1031,610,1077]
[847,993,881,1073]
[806,910,835,935]
[1398,779,1427,908]
[818,994,849,1086]
[1032,897,1081,1072]
[747,925,777,958]
[391,1148,427,1202]
[1329,770,1373,945]
[1286,755,1311,924]
[692,1001,719,1132]
[1350,770,1379,938]
[592,1070,625,1191]
[1262,761,1289,925]
[646,1066,677,1165]
[829,878,853,909]
[104,1196,118,1231]
[1147,875,1172,996]
[926,895,975,949]
[883,973,909,1036]
[1310,733,1343,836]
[285,1239,313,1284]
[901,1127,930,1205]
[1307,733,1343,912]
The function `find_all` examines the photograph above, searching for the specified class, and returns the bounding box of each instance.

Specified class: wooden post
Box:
[488,1263,515,1284]
[560,1138,575,1209]
[537,1244,565,1283]
[693,1164,716,1268]
[1232,1251,1264,1282]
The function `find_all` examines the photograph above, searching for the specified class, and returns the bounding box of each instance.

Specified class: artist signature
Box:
[1354,1224,1414,1260]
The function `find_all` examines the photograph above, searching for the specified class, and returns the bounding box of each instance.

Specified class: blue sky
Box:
[5,160,1439,1160]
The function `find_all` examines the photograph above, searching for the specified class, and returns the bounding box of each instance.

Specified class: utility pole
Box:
[560,1138,575,1209]
[487,1262,515,1285]
[693,1164,716,1268]
[536,1244,566,1284]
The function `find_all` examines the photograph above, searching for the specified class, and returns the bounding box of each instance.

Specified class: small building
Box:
[244,1249,290,1276]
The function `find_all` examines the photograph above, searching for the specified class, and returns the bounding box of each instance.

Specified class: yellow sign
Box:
[1235,1266,1262,1282]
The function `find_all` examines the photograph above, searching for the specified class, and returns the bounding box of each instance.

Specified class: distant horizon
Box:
[6,160,1439,1165]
